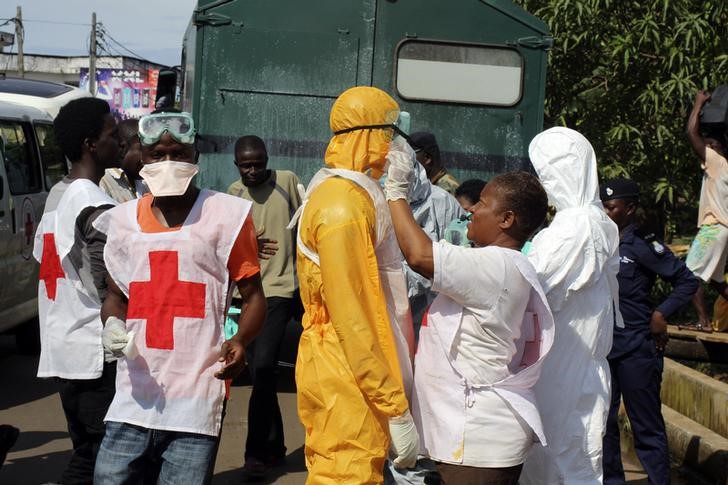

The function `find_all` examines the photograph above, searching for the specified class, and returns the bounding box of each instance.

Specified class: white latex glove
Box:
[102,316,138,360]
[384,136,417,202]
[388,409,420,469]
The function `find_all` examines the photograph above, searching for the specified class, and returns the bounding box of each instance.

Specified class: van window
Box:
[396,41,523,106]
[0,121,43,194]
[34,123,67,189]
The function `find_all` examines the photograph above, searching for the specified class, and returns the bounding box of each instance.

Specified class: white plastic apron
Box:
[33,179,117,379]
[94,190,251,436]
[288,167,415,394]
[413,250,554,464]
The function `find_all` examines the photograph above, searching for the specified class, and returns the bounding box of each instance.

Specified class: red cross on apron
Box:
[127,250,207,350]
[38,233,65,301]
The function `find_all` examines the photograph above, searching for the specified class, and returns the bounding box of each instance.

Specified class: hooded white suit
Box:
[520,127,622,484]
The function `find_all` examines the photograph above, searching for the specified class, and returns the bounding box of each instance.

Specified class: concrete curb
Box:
[662,358,728,439]
[620,405,728,484]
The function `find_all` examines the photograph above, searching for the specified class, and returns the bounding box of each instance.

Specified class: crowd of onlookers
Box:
[0,85,725,485]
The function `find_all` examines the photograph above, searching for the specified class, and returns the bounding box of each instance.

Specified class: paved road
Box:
[0,334,700,484]
[0,335,306,484]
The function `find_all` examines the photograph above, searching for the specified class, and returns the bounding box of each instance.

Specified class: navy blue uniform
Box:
[603,225,698,485]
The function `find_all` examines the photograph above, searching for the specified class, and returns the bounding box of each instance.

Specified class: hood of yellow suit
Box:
[325,86,399,178]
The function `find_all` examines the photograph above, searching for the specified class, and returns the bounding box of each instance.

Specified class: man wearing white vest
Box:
[92,111,267,485]
[33,97,121,485]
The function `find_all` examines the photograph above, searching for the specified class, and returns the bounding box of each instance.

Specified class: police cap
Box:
[408,131,438,153]
[600,177,640,201]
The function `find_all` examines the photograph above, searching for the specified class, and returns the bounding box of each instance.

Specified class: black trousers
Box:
[244,296,299,462]
[603,338,670,485]
[56,361,116,485]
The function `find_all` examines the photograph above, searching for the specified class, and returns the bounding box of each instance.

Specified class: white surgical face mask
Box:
[139,160,199,197]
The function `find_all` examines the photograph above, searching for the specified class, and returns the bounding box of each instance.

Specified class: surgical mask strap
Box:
[333,124,411,143]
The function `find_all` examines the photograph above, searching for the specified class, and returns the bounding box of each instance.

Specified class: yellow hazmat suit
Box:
[295,87,409,484]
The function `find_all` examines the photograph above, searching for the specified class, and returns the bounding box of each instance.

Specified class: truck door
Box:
[371,0,550,180]
[0,119,45,331]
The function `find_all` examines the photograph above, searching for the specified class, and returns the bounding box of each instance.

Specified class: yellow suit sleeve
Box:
[311,178,409,418]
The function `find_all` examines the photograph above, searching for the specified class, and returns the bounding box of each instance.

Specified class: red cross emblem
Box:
[38,233,64,301]
[24,212,34,245]
[127,250,206,350]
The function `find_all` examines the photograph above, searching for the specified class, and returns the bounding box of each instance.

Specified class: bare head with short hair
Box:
[234,135,270,187]
[488,171,548,244]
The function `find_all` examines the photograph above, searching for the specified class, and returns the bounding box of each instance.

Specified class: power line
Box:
[97,24,151,63]
[21,18,90,26]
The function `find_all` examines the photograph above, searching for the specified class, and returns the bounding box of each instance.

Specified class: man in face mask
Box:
[291,86,419,483]
[92,110,267,485]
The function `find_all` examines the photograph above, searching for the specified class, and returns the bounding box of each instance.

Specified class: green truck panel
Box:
[183,0,550,190]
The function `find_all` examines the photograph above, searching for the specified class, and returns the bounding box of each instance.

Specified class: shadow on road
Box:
[0,336,57,410]
[0,448,71,484]
[8,430,67,454]
[213,445,306,484]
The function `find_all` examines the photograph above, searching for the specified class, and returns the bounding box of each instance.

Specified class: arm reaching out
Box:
[687,90,711,161]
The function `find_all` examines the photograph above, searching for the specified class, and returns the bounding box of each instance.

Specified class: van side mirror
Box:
[155,69,178,111]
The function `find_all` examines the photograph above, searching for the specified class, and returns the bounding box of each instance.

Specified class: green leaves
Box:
[515,0,728,240]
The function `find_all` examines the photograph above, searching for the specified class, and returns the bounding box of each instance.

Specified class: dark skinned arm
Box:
[215,273,266,379]
[388,199,434,279]
[101,275,128,324]
[687,90,711,161]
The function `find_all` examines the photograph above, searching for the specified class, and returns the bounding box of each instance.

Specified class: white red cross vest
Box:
[33,179,117,379]
[93,189,252,436]
[413,249,555,463]
[288,167,415,396]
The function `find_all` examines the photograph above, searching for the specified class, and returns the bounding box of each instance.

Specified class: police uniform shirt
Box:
[610,225,698,359]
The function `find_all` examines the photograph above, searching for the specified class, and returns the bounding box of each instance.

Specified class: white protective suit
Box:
[521,127,622,484]
[405,162,464,326]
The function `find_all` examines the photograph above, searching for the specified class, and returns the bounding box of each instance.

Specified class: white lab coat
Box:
[521,127,622,484]
[413,244,554,465]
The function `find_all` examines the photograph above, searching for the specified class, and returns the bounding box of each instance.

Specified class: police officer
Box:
[600,178,698,484]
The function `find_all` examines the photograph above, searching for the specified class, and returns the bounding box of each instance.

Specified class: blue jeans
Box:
[94,421,218,485]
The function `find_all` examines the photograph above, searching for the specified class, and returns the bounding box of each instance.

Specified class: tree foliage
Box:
[515,0,728,240]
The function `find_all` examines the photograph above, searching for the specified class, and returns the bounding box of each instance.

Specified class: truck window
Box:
[0,121,42,194]
[395,40,523,106]
[34,123,67,189]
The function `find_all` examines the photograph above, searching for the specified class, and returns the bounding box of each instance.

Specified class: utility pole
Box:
[15,5,23,78]
[89,12,96,95]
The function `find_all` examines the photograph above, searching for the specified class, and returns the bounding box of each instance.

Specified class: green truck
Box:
[178,0,551,189]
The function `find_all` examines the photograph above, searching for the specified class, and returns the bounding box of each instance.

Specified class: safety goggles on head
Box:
[333,111,412,142]
[138,112,197,146]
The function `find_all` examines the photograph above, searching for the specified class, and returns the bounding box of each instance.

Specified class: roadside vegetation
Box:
[516,0,728,242]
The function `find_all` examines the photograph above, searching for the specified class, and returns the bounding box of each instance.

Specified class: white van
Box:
[0,77,91,118]
[0,100,68,352]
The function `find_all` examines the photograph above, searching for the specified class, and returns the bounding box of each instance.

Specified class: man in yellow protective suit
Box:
[293,86,419,484]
